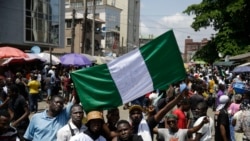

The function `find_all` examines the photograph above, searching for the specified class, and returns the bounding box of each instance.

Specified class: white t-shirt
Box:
[193,116,214,141]
[48,69,55,78]
[233,110,242,120]
[57,120,87,141]
[158,128,188,141]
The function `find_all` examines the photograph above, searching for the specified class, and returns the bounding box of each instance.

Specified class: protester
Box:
[216,84,226,108]
[0,76,8,110]
[27,74,41,113]
[214,95,231,141]
[234,91,250,141]
[228,94,242,141]
[103,108,120,141]
[233,103,245,140]
[172,98,191,129]
[7,84,30,140]
[61,72,71,103]
[57,104,87,141]
[0,109,20,141]
[24,95,73,141]
[15,72,28,100]
[208,75,215,110]
[128,84,189,141]
[70,111,106,141]
[154,113,209,141]
[192,102,214,141]
[0,76,7,93]
[44,73,52,102]
[112,120,143,141]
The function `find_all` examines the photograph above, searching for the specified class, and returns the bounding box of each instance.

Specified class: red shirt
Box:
[173,108,187,129]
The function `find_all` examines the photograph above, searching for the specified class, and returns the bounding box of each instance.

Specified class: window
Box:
[25,0,60,45]
[66,38,72,46]
[66,20,71,28]
[94,13,100,19]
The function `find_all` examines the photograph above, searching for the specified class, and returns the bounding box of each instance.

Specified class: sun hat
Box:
[216,95,230,111]
[87,111,103,122]
[129,105,143,113]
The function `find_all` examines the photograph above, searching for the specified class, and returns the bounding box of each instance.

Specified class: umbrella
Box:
[26,53,46,62]
[0,46,28,59]
[60,53,92,66]
[237,62,250,67]
[194,60,206,65]
[37,52,61,65]
[81,54,96,63]
[0,53,47,66]
[232,66,250,73]
[0,57,26,66]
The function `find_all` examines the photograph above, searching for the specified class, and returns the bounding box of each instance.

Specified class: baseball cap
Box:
[216,95,230,111]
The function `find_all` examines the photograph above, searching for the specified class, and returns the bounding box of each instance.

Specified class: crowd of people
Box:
[0,63,250,141]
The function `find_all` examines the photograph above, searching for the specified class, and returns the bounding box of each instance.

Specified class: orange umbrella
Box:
[0,46,28,59]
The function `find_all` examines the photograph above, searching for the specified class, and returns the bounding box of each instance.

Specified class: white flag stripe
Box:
[107,49,154,103]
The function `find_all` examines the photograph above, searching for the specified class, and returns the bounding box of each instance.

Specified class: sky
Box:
[140,0,216,52]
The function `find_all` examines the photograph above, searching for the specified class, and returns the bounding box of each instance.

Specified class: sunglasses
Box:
[167,120,176,124]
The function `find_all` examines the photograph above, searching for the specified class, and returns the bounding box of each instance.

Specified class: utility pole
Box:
[49,46,52,66]
[121,37,124,55]
[71,9,76,53]
[82,0,88,54]
[91,0,96,56]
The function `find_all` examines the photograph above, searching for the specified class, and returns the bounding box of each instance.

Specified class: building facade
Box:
[184,36,209,62]
[106,0,140,53]
[0,0,65,51]
[53,7,104,56]
[61,0,121,56]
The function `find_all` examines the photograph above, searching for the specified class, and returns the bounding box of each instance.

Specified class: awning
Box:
[213,61,238,66]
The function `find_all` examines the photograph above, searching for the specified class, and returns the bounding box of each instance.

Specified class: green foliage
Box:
[193,40,218,64]
[183,0,250,60]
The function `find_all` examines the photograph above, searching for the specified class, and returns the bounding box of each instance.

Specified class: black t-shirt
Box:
[189,94,204,111]
[16,82,28,100]
[0,88,7,102]
[215,109,231,141]
[8,95,29,127]
[0,127,19,141]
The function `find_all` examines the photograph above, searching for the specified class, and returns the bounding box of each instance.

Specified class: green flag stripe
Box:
[70,64,122,112]
[139,30,186,90]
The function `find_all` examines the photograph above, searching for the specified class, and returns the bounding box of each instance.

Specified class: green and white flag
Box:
[71,30,186,112]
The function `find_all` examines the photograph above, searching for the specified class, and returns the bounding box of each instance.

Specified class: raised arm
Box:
[187,117,209,136]
[154,85,188,122]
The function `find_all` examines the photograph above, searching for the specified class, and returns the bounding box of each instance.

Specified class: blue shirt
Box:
[24,103,73,141]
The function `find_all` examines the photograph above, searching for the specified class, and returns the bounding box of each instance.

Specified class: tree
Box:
[193,39,218,64]
[183,0,250,61]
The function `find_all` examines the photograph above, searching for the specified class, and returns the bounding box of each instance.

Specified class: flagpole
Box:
[91,0,96,56]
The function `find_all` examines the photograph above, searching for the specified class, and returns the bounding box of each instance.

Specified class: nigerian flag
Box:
[71,30,186,112]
